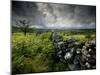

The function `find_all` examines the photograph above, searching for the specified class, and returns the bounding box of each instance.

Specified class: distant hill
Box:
[12,26,96,33]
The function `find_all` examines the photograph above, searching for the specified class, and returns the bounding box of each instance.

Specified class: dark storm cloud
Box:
[12,1,45,26]
[12,1,96,29]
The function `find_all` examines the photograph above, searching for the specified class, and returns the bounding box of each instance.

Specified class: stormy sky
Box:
[12,1,96,29]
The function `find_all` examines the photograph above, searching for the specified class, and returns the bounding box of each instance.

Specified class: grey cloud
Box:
[12,1,96,29]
